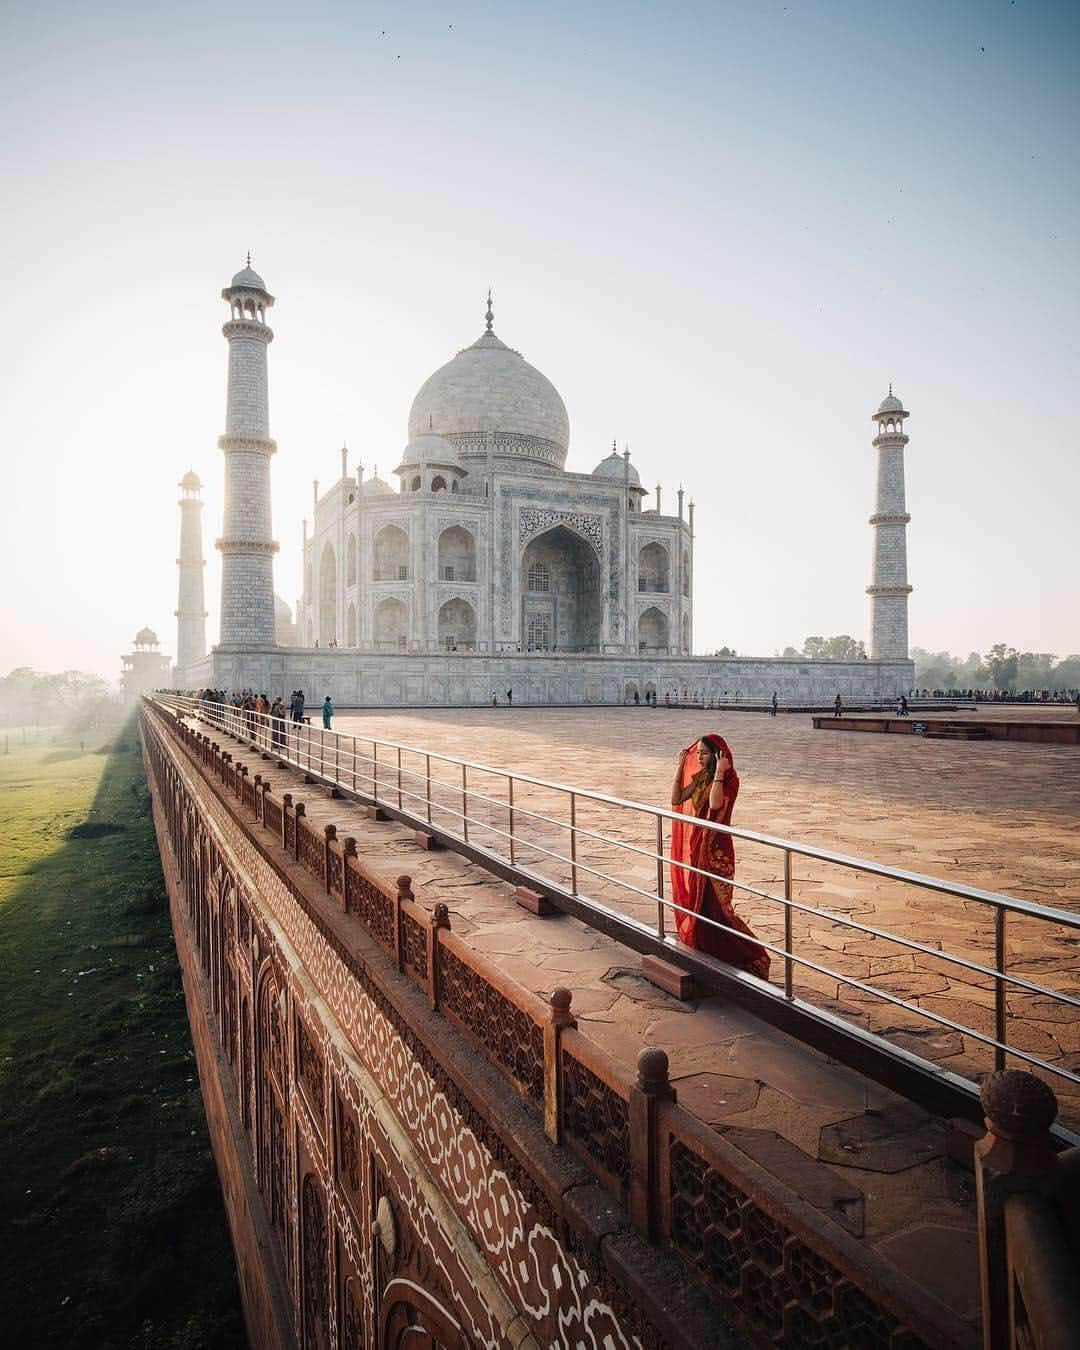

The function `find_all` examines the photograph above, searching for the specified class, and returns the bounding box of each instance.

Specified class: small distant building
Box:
[121,628,172,699]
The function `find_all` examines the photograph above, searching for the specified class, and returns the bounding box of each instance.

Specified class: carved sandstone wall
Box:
[140,701,967,1350]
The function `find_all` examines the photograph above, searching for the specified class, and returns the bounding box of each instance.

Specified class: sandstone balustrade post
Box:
[974,1069,1059,1350]
[322,824,336,892]
[281,793,292,850]
[239,764,248,802]
[261,782,271,826]
[428,902,450,1011]
[340,837,357,913]
[393,875,411,973]
[253,774,262,822]
[293,803,305,861]
[629,1048,675,1241]
[544,988,576,1144]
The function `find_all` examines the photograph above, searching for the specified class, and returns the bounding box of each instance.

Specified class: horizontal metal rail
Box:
[155,693,1080,1119]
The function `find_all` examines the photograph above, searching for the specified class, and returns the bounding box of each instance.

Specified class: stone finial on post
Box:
[281,792,292,848]
[629,1047,675,1240]
[544,988,576,1143]
[975,1070,1060,1350]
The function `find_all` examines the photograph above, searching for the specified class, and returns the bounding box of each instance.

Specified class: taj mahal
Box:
[171,261,914,706]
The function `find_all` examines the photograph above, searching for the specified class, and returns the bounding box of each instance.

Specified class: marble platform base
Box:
[195,646,913,708]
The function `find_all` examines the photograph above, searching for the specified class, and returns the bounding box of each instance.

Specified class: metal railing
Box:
[155,693,1080,1124]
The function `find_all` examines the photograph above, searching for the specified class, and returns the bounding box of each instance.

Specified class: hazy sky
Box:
[2,0,1077,682]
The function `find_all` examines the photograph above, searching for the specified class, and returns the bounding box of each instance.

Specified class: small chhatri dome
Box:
[134,627,159,647]
[876,384,905,415]
[397,432,460,469]
[592,447,641,486]
[229,252,268,292]
[179,469,202,491]
[360,470,394,497]
[407,294,570,471]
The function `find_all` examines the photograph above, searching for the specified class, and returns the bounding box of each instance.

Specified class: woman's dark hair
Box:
[699,739,718,775]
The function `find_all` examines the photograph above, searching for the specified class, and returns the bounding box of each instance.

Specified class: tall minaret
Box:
[866,387,912,659]
[216,258,278,646]
[175,470,207,678]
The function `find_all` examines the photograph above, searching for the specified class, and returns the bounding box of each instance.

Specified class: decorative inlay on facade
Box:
[518,506,603,556]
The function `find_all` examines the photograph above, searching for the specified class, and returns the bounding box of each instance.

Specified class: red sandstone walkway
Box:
[181,706,1073,1339]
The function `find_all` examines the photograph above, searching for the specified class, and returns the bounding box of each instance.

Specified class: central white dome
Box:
[408,325,569,471]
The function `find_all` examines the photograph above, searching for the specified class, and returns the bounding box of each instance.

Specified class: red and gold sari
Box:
[670,734,770,979]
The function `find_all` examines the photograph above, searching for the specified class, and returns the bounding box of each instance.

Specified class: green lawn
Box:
[0,719,245,1349]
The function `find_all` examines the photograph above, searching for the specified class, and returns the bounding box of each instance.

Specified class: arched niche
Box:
[638,541,669,593]
[374,597,408,650]
[438,597,476,651]
[437,526,476,582]
[638,606,669,652]
[374,526,409,581]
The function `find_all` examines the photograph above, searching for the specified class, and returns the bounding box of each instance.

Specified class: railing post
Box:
[428,901,450,1011]
[974,1070,1059,1350]
[508,776,515,865]
[569,792,578,895]
[239,764,249,803]
[293,803,305,861]
[352,736,357,792]
[335,734,340,781]
[656,812,665,938]
[784,848,794,999]
[994,906,1007,1071]
[543,988,575,1143]
[281,792,292,848]
[426,754,432,826]
[372,741,378,800]
[461,763,468,843]
[323,824,336,893]
[341,837,356,913]
[628,1048,674,1241]
[253,774,262,823]
[397,745,402,810]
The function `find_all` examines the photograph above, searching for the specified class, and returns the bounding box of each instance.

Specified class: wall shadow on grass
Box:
[0,714,245,1350]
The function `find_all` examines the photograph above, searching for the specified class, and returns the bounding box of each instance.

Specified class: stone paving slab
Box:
[191,711,1035,1332]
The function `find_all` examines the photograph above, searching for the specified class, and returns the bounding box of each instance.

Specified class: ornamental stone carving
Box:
[518,507,603,557]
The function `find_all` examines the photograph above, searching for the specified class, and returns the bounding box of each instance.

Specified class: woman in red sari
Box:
[669,734,770,979]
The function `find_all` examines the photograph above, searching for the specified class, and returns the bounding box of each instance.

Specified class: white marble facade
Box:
[295,299,694,658]
[197,266,914,704]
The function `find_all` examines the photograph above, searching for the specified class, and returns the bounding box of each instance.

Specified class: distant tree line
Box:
[0,667,123,734]
[910,645,1080,694]
[776,636,868,661]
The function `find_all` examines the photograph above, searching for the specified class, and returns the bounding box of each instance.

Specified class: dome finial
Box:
[889,381,893,396]
[485,288,494,333]
[246,249,252,267]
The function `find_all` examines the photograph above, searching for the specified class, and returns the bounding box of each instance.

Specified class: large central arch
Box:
[520,525,601,652]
